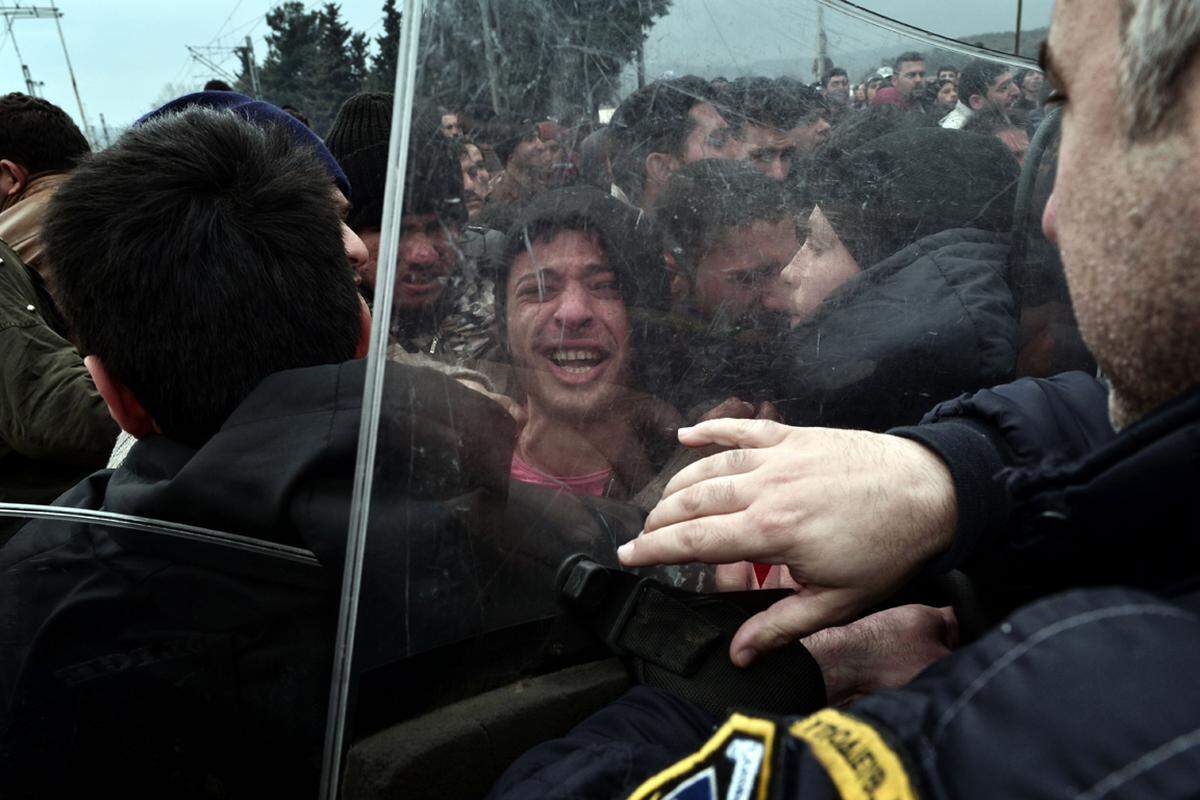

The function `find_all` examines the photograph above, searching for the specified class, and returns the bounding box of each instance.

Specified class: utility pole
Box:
[1014,0,1024,56]
[20,65,41,96]
[245,35,260,98]
[99,113,111,148]
[812,4,830,83]
[3,13,38,95]
[476,0,504,114]
[636,0,646,89]
[1,4,94,145]
[49,2,93,145]
[232,35,261,97]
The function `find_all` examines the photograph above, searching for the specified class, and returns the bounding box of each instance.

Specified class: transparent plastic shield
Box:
[331,0,1091,791]
[0,1,1094,797]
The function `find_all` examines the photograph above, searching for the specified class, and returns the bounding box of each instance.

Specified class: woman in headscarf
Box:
[766,127,1022,430]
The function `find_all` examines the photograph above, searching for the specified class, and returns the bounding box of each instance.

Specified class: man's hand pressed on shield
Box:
[618,419,958,666]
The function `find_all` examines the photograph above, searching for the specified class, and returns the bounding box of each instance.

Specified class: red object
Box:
[870,86,902,107]
[753,563,772,587]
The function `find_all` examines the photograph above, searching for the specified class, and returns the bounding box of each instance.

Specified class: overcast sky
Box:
[3,0,1053,136]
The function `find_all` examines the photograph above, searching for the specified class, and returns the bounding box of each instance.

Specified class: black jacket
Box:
[0,359,645,798]
[893,372,1200,614]
[490,588,1200,800]
[773,228,1018,431]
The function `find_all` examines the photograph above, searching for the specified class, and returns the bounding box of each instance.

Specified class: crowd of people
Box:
[2,0,1198,796]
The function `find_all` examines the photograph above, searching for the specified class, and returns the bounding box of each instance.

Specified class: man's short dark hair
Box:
[496,186,668,388]
[959,59,1010,104]
[450,135,478,160]
[609,76,716,197]
[497,186,663,319]
[937,65,958,76]
[718,77,827,132]
[822,67,848,86]
[815,104,937,163]
[203,79,234,92]
[0,93,90,174]
[44,108,362,445]
[894,51,925,70]
[654,159,795,277]
[577,126,613,190]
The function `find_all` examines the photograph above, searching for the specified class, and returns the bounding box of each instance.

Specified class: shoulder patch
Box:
[789,709,917,800]
[628,713,777,800]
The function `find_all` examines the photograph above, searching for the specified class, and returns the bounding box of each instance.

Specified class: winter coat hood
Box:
[772,227,1018,430]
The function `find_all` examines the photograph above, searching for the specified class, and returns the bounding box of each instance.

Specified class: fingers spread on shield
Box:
[618,513,753,568]
[645,474,751,532]
[677,417,790,449]
[659,446,763,501]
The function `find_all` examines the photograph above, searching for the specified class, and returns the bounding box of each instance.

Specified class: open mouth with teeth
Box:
[541,347,610,382]
[398,271,447,296]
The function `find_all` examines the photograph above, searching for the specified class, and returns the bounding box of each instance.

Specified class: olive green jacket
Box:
[0,239,117,540]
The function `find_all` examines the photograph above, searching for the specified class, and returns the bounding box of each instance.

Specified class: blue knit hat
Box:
[136,91,351,200]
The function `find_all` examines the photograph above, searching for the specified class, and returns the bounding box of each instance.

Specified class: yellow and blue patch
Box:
[628,713,777,800]
[627,708,917,800]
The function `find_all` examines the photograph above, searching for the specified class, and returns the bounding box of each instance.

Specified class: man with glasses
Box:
[871,51,927,111]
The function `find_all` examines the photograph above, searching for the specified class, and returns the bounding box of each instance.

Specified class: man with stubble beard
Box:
[327,93,501,363]
[499,187,673,499]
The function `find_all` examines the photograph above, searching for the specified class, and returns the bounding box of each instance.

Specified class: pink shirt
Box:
[510,452,612,497]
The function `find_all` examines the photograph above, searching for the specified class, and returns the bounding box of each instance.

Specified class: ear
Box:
[968,94,985,111]
[0,159,28,199]
[84,356,157,438]
[355,296,372,359]
[644,152,678,190]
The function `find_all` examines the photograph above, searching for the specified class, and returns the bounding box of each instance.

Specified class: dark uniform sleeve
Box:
[623,588,1200,800]
[887,371,1113,576]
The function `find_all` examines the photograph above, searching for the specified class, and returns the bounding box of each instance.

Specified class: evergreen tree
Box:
[369,0,402,92]
[236,0,655,132]
[417,0,672,121]
[313,3,367,130]
[237,2,368,134]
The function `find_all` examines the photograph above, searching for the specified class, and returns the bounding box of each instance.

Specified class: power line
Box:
[207,0,247,47]
[1,4,94,142]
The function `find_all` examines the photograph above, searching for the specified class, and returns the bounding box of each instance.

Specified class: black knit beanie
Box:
[326,93,465,231]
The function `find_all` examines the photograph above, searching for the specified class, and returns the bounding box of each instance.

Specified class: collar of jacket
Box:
[104,359,515,560]
[0,171,69,215]
[1005,383,1200,587]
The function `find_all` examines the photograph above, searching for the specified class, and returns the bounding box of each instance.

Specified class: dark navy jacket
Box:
[893,372,1200,614]
[489,375,1200,799]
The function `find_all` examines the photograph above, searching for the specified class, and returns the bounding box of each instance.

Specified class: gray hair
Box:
[1119,0,1200,139]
